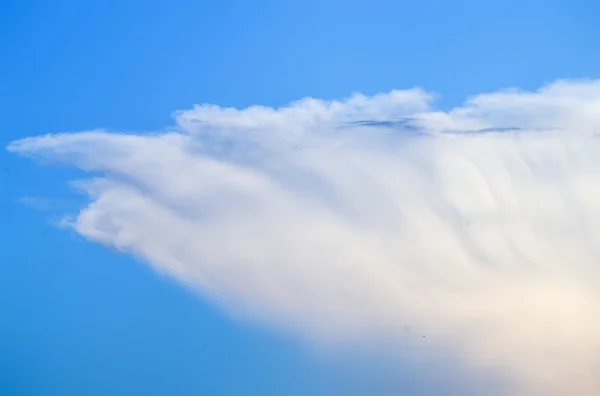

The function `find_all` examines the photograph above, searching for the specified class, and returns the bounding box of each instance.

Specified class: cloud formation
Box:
[9,80,600,395]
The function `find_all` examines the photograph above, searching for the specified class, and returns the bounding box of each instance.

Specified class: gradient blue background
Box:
[1,0,598,395]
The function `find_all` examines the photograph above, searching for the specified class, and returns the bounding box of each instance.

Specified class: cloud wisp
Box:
[9,80,600,395]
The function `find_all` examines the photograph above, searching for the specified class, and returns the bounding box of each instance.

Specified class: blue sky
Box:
[2,1,600,395]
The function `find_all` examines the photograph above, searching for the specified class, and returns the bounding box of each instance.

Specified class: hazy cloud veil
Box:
[9,80,600,395]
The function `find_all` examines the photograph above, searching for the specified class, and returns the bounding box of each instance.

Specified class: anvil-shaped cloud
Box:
[9,80,600,395]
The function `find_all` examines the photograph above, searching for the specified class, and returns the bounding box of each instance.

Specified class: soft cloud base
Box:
[9,80,600,395]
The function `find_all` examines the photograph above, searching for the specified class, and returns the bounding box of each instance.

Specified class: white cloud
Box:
[9,79,600,395]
